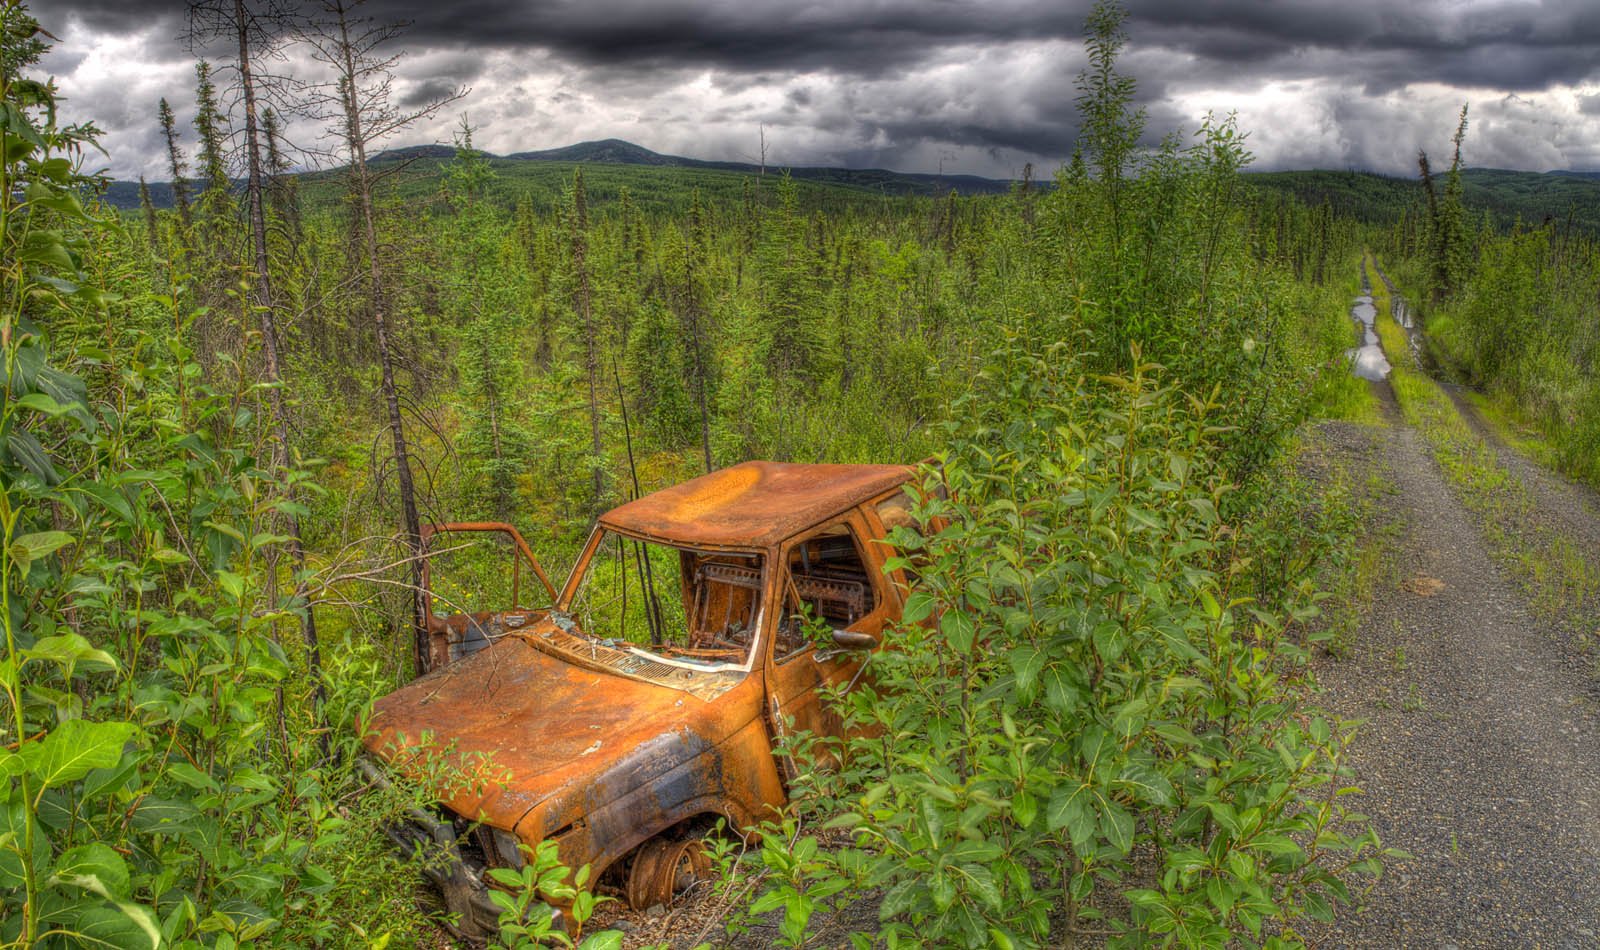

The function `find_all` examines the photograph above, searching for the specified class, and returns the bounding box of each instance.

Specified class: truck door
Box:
[764,510,891,781]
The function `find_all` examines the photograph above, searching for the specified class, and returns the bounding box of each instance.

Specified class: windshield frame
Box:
[554,524,772,675]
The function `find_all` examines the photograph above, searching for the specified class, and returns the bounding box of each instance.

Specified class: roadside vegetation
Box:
[0,0,1409,946]
[1369,259,1599,662]
[1378,108,1600,490]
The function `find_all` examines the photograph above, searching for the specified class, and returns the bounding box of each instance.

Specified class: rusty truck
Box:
[361,461,933,935]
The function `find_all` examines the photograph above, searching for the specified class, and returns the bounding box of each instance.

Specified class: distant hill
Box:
[100,140,1600,235]
[103,138,1018,212]
[496,138,1018,197]
[1248,167,1600,234]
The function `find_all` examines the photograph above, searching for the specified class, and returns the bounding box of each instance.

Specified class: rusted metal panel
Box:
[599,460,914,549]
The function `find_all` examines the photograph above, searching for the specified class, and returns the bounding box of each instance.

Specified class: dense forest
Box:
[5,0,1598,946]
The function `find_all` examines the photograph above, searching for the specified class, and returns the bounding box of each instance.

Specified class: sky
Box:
[33,0,1600,183]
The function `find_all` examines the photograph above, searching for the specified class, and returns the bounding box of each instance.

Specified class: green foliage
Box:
[769,347,1385,948]
[2,0,1405,944]
[0,13,445,946]
[1380,109,1600,490]
[486,841,620,950]
[1250,168,1600,240]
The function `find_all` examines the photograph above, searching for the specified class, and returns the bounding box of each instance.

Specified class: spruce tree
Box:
[157,97,193,229]
[569,167,605,507]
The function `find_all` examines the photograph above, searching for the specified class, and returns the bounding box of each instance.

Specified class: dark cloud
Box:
[44,0,1600,87]
[38,0,184,36]
[30,0,1600,180]
[400,78,458,108]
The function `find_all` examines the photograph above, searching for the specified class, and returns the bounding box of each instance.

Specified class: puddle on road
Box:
[1389,292,1426,365]
[1347,292,1392,381]
[1392,297,1413,329]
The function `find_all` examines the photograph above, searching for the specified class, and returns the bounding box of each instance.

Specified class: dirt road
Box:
[1309,275,1600,948]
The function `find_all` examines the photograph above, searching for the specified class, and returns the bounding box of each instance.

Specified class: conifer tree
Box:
[138,175,159,249]
[757,174,822,383]
[157,97,193,229]
[261,106,300,247]
[680,188,714,471]
[569,167,605,507]
[192,60,229,208]
[443,124,531,520]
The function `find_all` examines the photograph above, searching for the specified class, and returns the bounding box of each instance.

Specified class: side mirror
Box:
[831,629,879,651]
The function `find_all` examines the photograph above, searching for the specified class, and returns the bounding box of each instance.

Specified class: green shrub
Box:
[773,343,1385,948]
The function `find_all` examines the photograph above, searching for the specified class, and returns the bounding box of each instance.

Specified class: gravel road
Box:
[1309,389,1600,947]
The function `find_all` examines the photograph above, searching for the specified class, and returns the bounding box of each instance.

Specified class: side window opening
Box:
[421,524,557,667]
[776,522,879,661]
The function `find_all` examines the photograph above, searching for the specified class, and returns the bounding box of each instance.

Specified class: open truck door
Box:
[419,522,558,671]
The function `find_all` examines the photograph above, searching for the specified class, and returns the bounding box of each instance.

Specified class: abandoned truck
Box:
[361,460,934,934]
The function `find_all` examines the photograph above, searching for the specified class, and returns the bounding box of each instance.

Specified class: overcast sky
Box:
[35,0,1600,182]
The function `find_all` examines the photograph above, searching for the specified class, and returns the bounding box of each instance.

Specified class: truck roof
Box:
[599,460,915,549]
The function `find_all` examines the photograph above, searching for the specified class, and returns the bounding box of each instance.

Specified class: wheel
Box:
[624,837,711,910]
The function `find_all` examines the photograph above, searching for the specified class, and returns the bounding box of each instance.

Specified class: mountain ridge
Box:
[98,138,1600,233]
[104,137,1021,209]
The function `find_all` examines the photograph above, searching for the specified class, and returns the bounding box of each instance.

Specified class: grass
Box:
[1315,373,1384,426]
[1308,261,1385,425]
[1462,389,1565,472]
[1301,433,1402,660]
[1370,255,1600,659]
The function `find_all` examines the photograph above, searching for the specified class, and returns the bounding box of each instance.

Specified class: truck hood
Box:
[362,627,748,831]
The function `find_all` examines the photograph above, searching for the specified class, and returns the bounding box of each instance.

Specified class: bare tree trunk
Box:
[230,0,327,727]
[333,3,429,676]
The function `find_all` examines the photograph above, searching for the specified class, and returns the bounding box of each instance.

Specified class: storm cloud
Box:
[33,0,1600,181]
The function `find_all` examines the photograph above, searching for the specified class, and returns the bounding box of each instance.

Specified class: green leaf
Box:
[6,429,58,484]
[902,591,936,624]
[1101,803,1135,854]
[10,529,73,573]
[21,720,137,789]
[68,902,162,950]
[216,570,246,601]
[959,863,1003,910]
[15,392,72,417]
[940,611,975,652]
[1116,760,1175,807]
[1046,784,1098,849]
[0,797,48,889]
[52,842,131,898]
[1011,790,1037,829]
[23,633,117,672]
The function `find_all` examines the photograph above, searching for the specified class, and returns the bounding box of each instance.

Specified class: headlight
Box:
[489,827,526,869]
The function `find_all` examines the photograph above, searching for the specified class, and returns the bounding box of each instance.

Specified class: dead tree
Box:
[302,0,463,675]
[187,0,327,721]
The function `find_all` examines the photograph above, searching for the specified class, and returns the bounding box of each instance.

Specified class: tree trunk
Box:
[233,0,327,725]
[332,1,429,675]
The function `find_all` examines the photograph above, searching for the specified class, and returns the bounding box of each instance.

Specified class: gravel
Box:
[1309,395,1600,948]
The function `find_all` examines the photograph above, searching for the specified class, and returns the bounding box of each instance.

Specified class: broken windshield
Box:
[562,530,766,670]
